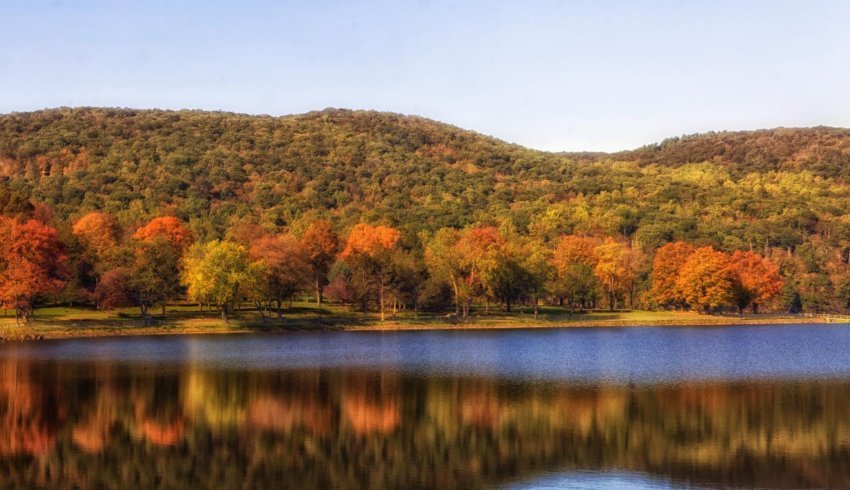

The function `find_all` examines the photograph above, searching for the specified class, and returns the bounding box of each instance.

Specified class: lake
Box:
[2,324,850,488]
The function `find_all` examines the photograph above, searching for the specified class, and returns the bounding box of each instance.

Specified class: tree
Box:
[386,249,428,318]
[594,238,630,310]
[650,242,695,309]
[93,268,133,310]
[0,218,66,322]
[301,219,339,305]
[425,228,466,316]
[340,224,401,321]
[127,238,181,319]
[72,212,120,263]
[133,217,193,253]
[728,250,783,313]
[550,235,599,310]
[458,226,504,315]
[677,246,735,312]
[558,263,598,312]
[323,267,358,310]
[426,226,507,318]
[249,233,311,319]
[521,237,552,318]
[71,212,122,300]
[182,241,252,321]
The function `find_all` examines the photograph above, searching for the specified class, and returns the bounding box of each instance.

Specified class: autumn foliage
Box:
[0,217,66,321]
[72,212,119,260]
[301,219,339,304]
[728,251,784,313]
[650,243,783,313]
[133,217,193,252]
[651,242,696,308]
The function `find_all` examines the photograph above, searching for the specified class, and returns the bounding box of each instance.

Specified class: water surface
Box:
[2,324,849,488]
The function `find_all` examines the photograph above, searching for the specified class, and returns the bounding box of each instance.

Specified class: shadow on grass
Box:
[241,315,371,332]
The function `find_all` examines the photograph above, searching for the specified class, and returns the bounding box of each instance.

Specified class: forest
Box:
[1,107,850,321]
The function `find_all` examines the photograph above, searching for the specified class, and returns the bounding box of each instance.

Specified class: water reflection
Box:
[2,358,850,488]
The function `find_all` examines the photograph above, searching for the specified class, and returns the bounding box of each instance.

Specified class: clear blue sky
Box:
[2,1,849,151]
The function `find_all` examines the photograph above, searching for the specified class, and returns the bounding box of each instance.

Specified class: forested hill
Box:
[0,107,560,238]
[2,107,850,254]
[617,126,850,178]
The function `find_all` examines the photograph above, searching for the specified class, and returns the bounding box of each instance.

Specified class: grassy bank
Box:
[0,302,838,341]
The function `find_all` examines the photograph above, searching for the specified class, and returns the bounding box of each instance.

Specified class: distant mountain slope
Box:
[618,127,850,178]
[0,107,566,236]
[1,107,850,253]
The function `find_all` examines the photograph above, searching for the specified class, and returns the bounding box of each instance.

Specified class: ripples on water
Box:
[1,324,850,488]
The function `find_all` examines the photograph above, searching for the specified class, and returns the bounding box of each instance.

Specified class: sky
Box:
[1,0,849,152]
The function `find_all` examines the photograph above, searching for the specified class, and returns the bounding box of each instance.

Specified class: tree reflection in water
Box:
[1,359,849,488]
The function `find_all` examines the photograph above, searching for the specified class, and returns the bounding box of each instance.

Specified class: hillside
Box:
[619,126,850,178]
[1,107,850,254]
[0,108,560,239]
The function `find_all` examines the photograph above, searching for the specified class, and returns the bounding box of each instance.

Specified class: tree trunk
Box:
[450,276,460,316]
[533,291,539,319]
[379,270,385,321]
[414,297,419,320]
[277,299,283,320]
[316,272,323,305]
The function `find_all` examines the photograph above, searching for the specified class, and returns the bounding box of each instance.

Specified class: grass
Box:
[0,301,831,341]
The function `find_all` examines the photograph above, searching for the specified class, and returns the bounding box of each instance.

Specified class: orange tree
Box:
[301,219,339,305]
[0,217,67,322]
[72,212,120,264]
[676,246,735,312]
[249,233,311,319]
[133,216,194,253]
[650,241,695,309]
[550,235,599,311]
[728,250,783,313]
[340,223,401,321]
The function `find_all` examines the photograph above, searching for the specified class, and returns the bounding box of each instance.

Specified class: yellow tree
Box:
[521,237,552,318]
[594,238,629,310]
[424,226,504,318]
[424,228,466,316]
[182,241,253,321]
[340,224,401,321]
[458,226,504,315]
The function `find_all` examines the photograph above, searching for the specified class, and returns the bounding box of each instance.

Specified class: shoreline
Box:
[0,314,841,342]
